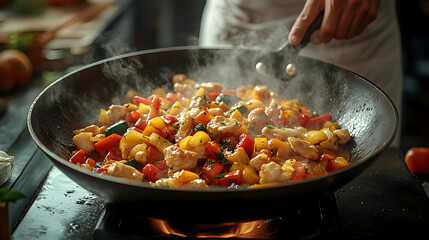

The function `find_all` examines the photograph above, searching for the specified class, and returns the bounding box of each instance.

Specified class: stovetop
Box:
[8,147,429,239]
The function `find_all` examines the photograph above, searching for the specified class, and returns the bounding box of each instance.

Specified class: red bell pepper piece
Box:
[163,114,178,125]
[141,163,164,182]
[222,90,236,95]
[131,126,143,133]
[207,92,221,101]
[297,113,310,127]
[202,160,224,184]
[235,134,254,156]
[125,111,141,123]
[132,96,151,105]
[147,146,163,162]
[152,159,168,170]
[219,170,242,186]
[290,162,307,181]
[135,118,146,130]
[104,148,121,161]
[69,149,86,164]
[308,113,332,129]
[97,165,109,173]
[206,141,222,159]
[95,133,122,157]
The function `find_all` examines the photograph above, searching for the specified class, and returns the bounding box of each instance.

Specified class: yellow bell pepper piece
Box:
[142,125,161,136]
[230,162,244,171]
[226,147,249,165]
[149,132,173,153]
[242,166,259,185]
[322,121,339,130]
[119,129,152,153]
[178,136,192,149]
[138,103,151,115]
[187,131,211,149]
[230,109,246,122]
[304,130,328,145]
[254,137,269,153]
[248,182,279,189]
[194,88,207,97]
[173,170,200,183]
[169,101,182,115]
[98,108,110,125]
[149,117,167,130]
[245,99,264,111]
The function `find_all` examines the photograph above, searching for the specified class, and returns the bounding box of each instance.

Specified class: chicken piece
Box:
[199,82,223,93]
[107,105,129,123]
[247,108,271,132]
[236,85,254,100]
[262,126,303,141]
[72,132,95,153]
[249,152,270,171]
[334,129,351,144]
[128,143,148,165]
[265,99,281,120]
[172,74,188,84]
[206,115,242,139]
[287,137,319,160]
[259,162,292,184]
[208,107,225,117]
[175,111,193,142]
[73,125,100,135]
[106,162,144,181]
[122,89,141,104]
[189,95,209,109]
[163,145,199,172]
[178,179,209,189]
[174,83,194,97]
[252,85,271,103]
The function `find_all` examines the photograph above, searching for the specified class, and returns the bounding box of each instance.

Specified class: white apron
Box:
[199,0,402,145]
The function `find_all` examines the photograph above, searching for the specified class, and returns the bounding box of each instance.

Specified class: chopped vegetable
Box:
[123,159,139,169]
[70,74,352,189]
[69,149,86,164]
[105,120,128,137]
[95,134,122,157]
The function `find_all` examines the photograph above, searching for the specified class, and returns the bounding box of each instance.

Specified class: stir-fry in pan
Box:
[69,74,351,189]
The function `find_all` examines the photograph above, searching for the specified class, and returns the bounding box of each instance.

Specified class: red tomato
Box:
[0,49,33,87]
[405,148,429,173]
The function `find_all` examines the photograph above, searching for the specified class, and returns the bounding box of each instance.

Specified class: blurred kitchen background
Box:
[0,0,427,154]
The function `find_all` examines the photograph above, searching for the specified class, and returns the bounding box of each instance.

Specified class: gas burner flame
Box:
[149,218,273,239]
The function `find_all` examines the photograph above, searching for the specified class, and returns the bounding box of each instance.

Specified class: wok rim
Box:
[27,46,399,195]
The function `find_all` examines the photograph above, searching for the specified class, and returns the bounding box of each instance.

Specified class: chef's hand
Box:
[288,0,380,45]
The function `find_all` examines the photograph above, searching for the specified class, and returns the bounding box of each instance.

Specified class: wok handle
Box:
[297,11,324,49]
[277,11,324,56]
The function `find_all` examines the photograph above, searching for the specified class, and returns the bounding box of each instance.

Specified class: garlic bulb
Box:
[0,150,14,185]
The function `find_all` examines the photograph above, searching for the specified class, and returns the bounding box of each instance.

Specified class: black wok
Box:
[27,46,398,215]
